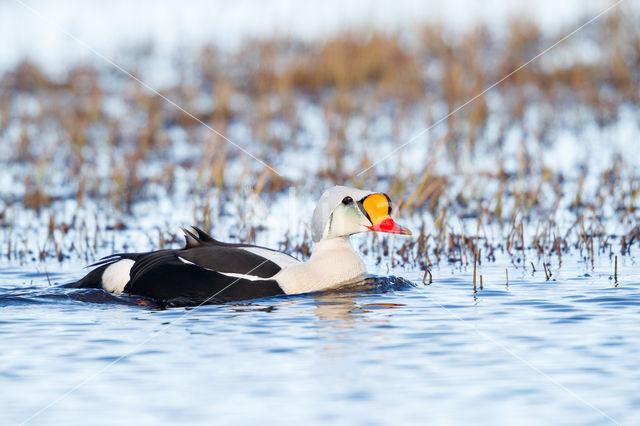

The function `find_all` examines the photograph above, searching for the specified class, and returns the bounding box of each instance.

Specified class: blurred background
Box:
[1,0,638,258]
[0,0,638,265]
[1,0,623,68]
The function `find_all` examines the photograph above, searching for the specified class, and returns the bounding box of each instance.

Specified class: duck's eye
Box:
[342,196,353,205]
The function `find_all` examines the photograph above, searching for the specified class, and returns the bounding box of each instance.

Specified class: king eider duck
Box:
[70,186,411,303]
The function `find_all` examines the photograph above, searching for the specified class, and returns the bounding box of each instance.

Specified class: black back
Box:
[68,227,290,303]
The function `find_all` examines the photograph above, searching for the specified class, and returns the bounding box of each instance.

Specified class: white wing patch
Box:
[217,271,267,281]
[180,253,287,280]
[178,256,195,265]
[240,247,299,268]
[102,259,135,293]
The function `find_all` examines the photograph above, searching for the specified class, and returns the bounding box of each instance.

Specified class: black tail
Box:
[63,263,111,289]
[63,253,142,289]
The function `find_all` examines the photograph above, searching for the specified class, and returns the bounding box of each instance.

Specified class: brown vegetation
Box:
[0,8,638,276]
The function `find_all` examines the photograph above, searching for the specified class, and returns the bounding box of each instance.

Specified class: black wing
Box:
[68,227,293,303]
[124,250,284,303]
[176,246,283,278]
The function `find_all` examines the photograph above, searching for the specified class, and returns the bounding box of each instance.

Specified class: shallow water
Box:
[1,251,638,425]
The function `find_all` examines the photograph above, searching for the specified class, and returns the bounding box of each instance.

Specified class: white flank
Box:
[101,259,135,293]
[240,247,299,268]
[178,256,195,265]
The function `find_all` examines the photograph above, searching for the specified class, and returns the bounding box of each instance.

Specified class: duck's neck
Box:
[275,236,366,294]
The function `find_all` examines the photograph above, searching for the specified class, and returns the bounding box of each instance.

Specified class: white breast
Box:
[273,237,365,294]
[101,259,135,293]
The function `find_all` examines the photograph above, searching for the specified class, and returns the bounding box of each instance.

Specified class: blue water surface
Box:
[1,252,638,426]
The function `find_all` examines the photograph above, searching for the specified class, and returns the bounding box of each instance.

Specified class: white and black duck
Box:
[70,186,411,303]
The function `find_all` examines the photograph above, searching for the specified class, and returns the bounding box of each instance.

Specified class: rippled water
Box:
[1,251,638,425]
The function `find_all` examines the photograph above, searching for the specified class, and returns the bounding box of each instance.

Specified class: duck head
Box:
[311,186,411,242]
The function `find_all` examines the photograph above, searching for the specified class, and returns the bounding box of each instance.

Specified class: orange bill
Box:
[360,193,411,235]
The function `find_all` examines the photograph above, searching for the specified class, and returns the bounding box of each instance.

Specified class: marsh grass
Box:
[0,9,639,281]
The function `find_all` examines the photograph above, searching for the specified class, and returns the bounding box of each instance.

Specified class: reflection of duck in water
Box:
[312,293,360,324]
[312,279,412,324]
[70,186,411,302]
